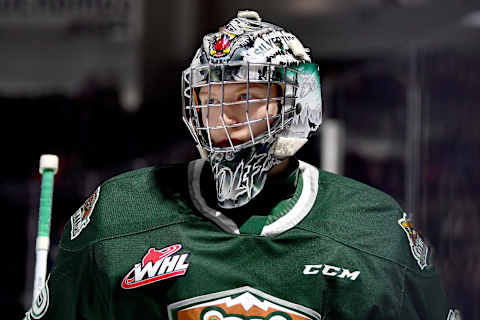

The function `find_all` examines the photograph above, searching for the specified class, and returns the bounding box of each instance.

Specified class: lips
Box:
[215,138,245,147]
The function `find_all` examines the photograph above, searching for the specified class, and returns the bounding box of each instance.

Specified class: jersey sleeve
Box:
[24,243,108,320]
[400,266,457,319]
[394,211,461,319]
[24,185,109,320]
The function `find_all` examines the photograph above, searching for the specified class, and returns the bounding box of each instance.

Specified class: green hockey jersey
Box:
[24,160,457,320]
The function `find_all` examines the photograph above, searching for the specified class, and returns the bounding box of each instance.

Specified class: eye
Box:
[207,98,220,105]
[239,93,248,101]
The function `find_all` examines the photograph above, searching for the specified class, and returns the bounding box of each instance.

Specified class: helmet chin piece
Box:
[208,138,281,209]
[272,136,308,159]
[196,145,209,160]
[200,134,308,209]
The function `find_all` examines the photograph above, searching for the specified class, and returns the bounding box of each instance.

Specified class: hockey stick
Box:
[32,154,59,304]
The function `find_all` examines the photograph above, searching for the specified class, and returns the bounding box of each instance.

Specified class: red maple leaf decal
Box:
[141,245,182,267]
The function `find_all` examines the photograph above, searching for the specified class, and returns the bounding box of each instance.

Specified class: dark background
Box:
[1,0,479,318]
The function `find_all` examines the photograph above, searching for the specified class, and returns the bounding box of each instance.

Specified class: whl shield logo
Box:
[167,286,322,320]
[121,244,190,289]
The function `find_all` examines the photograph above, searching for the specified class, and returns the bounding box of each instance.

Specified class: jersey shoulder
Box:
[60,162,200,251]
[301,168,430,272]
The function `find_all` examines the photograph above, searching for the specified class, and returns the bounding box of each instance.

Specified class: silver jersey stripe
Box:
[188,159,240,234]
[261,160,318,236]
[188,159,318,237]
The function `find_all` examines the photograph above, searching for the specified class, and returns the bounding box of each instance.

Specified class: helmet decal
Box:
[210,33,236,58]
[284,63,322,137]
[200,18,307,66]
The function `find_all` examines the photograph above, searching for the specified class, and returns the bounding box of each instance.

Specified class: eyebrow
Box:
[199,84,267,97]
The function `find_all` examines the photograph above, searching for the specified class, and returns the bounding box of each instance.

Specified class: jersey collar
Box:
[188,159,319,236]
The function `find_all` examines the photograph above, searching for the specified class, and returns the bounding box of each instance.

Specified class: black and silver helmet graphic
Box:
[182,11,322,208]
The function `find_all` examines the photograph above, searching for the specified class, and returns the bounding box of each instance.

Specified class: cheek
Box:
[249,102,278,121]
[201,106,220,125]
[267,101,279,117]
[249,102,278,132]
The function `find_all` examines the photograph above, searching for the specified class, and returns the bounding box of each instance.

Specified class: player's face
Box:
[198,83,281,147]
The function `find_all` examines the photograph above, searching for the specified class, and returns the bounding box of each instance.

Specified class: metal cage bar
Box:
[220,64,235,151]
[245,61,256,144]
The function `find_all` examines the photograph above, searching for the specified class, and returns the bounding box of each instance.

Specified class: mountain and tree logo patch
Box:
[70,186,100,240]
[167,287,322,320]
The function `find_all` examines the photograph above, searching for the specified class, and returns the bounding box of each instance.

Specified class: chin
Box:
[212,131,255,147]
[213,138,248,147]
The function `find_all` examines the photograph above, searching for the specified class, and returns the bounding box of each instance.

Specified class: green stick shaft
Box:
[33,168,55,305]
[38,169,54,237]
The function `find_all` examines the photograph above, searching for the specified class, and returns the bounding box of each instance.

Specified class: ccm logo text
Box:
[303,264,360,280]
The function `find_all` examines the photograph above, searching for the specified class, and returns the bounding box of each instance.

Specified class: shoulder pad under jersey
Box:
[60,163,200,251]
[301,169,434,273]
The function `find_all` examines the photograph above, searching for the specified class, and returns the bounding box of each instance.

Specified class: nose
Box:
[219,104,244,127]
[222,109,239,126]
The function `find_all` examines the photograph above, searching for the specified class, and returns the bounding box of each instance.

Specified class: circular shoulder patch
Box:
[447,309,462,320]
[31,278,50,319]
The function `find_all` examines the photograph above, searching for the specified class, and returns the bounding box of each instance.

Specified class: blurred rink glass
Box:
[0,1,478,319]
[323,49,479,318]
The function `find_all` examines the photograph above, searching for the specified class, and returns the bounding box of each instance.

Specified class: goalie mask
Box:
[182,10,322,208]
